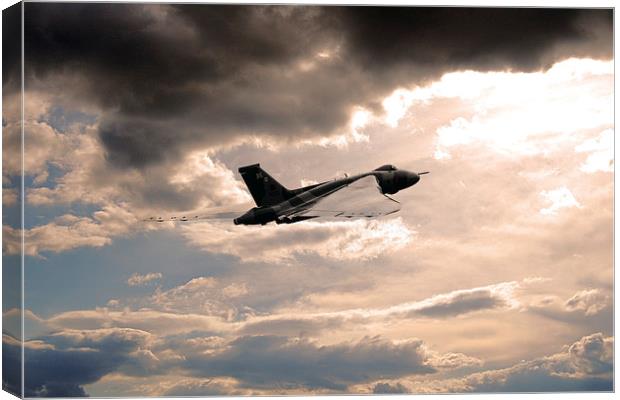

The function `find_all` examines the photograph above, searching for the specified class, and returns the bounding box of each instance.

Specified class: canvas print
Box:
[2,2,614,397]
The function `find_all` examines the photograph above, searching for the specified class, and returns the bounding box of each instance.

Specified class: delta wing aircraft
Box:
[233,164,427,225]
[146,164,428,225]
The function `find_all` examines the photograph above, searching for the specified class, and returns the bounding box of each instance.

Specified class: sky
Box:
[1,3,614,397]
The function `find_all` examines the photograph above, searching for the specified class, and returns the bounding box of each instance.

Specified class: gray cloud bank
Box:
[3,329,151,397]
[370,332,613,393]
[4,331,437,396]
[5,329,612,396]
[17,5,612,170]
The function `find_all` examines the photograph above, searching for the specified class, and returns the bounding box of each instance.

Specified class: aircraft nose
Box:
[408,172,420,186]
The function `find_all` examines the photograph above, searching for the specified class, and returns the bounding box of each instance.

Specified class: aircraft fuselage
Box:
[233,165,421,225]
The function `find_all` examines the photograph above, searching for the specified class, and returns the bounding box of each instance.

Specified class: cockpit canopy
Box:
[374,164,397,172]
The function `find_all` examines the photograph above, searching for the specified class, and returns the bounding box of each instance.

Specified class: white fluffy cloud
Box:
[564,289,610,316]
[148,276,243,319]
[4,204,139,256]
[179,217,413,263]
[167,151,252,206]
[127,272,163,287]
[2,188,18,206]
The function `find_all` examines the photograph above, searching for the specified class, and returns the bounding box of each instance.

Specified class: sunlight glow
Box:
[375,58,612,160]
[540,187,582,216]
[575,129,614,173]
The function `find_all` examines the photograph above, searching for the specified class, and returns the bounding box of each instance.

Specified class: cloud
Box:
[16,5,611,171]
[240,280,525,337]
[7,324,481,395]
[2,188,18,207]
[3,308,50,339]
[398,281,520,318]
[7,4,614,397]
[183,335,436,390]
[222,283,249,298]
[84,374,247,397]
[539,187,581,216]
[524,287,612,329]
[22,107,250,213]
[561,332,613,377]
[2,334,23,396]
[564,289,609,316]
[10,91,252,220]
[384,58,613,159]
[127,272,162,287]
[426,351,483,370]
[167,151,252,206]
[106,299,120,307]
[373,382,408,394]
[3,328,153,397]
[2,3,21,93]
[14,274,604,396]
[180,217,413,263]
[162,378,243,396]
[3,204,138,256]
[8,14,612,261]
[575,128,613,173]
[372,280,521,320]
[359,333,613,393]
[42,279,526,341]
[3,90,100,186]
[148,276,244,319]
[46,309,229,336]
[461,332,614,392]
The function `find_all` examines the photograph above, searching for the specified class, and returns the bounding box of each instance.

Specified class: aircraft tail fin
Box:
[238,164,292,207]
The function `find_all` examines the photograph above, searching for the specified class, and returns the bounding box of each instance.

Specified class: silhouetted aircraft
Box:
[233,163,428,225]
[145,164,428,226]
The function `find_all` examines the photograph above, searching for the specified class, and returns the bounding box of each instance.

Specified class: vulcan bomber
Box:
[146,164,428,225]
[233,164,428,225]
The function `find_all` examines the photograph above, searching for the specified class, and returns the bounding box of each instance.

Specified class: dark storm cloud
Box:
[2,3,21,92]
[337,7,612,72]
[21,4,612,168]
[3,329,150,397]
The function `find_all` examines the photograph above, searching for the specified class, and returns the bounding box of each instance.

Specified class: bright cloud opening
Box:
[539,187,582,216]
[575,129,613,173]
[375,58,612,160]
